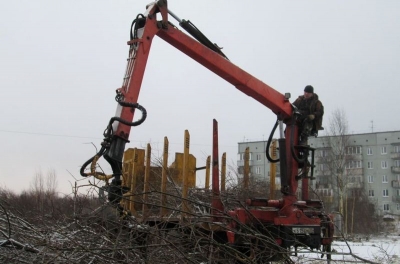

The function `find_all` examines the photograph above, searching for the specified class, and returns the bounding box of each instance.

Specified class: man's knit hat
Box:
[304,85,314,93]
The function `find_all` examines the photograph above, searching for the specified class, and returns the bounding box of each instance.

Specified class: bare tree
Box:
[30,169,45,213]
[315,108,378,236]
[29,168,58,215]
[45,168,58,197]
[325,108,350,224]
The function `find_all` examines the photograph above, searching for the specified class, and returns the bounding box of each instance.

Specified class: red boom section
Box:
[156,27,292,118]
[114,3,293,141]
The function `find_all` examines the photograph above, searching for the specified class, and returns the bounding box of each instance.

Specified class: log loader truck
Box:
[80,1,334,262]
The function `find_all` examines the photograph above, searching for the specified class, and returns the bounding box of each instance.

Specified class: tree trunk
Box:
[351,195,355,235]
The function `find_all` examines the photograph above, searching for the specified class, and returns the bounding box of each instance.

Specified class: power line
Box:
[0,129,101,139]
[0,129,238,149]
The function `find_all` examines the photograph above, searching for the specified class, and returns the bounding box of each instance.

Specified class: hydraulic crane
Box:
[80,0,334,262]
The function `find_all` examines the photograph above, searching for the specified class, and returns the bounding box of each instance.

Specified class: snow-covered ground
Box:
[293,235,400,263]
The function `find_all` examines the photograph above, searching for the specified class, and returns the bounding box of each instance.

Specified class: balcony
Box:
[391,166,400,174]
[315,188,333,197]
[390,152,400,159]
[315,181,330,189]
[392,180,400,188]
[346,168,364,175]
[314,169,332,176]
[347,182,363,189]
[392,195,400,203]
[348,154,363,160]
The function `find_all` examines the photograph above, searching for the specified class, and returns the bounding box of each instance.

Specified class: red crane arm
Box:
[92,0,300,199]
[114,1,293,140]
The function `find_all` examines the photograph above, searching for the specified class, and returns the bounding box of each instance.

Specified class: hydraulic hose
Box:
[79,146,107,178]
[103,100,147,139]
[265,119,280,163]
[130,14,146,41]
[80,100,147,179]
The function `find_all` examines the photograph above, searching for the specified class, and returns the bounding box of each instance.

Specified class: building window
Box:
[368,190,374,197]
[394,146,400,153]
[255,166,261,175]
[357,146,361,154]
[382,175,388,183]
[367,161,373,169]
[345,160,362,169]
[395,160,400,167]
[345,146,361,155]
[368,175,373,183]
[397,204,400,211]
[383,189,389,197]
[381,161,388,169]
[383,204,390,211]
[318,163,329,171]
[367,147,373,155]
[320,149,328,157]
[256,154,261,161]
[381,146,387,154]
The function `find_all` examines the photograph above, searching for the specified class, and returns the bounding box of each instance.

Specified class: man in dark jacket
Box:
[293,85,324,144]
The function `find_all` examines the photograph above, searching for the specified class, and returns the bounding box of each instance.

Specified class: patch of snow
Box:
[293,235,400,263]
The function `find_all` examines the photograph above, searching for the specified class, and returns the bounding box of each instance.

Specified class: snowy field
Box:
[293,235,400,263]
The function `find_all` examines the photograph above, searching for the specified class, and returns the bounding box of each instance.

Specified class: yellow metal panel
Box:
[170,152,196,188]
[161,137,169,216]
[142,144,151,216]
[205,156,211,190]
[221,153,226,192]
[132,148,145,213]
[123,148,136,189]
[182,130,190,217]
[187,154,196,188]
[121,148,136,211]
[171,153,184,185]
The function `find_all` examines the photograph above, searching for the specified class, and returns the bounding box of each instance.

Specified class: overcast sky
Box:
[1,0,399,194]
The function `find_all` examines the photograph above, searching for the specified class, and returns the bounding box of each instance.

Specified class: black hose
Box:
[265,120,279,163]
[103,102,147,138]
[130,14,146,41]
[80,146,107,177]
[179,19,228,59]
[81,102,147,178]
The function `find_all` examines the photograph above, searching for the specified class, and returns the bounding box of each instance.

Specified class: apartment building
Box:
[237,130,400,215]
